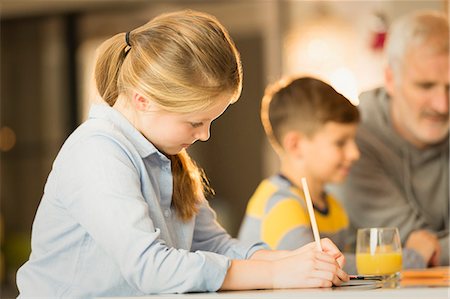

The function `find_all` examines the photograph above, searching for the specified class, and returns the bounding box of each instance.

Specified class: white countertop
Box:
[98,286,449,299]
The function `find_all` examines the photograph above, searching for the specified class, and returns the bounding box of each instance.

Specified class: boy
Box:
[239,76,433,271]
[239,76,358,252]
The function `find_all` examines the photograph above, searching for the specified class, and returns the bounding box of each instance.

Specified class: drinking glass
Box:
[356,227,402,277]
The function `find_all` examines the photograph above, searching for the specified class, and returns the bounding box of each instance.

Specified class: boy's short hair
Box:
[261,76,359,150]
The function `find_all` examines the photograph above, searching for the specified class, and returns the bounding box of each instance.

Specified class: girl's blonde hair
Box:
[94,10,242,220]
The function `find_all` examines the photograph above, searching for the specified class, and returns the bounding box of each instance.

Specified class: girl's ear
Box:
[282,131,304,158]
[132,93,150,111]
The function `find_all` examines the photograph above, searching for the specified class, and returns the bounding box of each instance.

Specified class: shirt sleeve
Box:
[438,234,449,265]
[191,199,268,259]
[57,135,231,293]
[402,248,426,269]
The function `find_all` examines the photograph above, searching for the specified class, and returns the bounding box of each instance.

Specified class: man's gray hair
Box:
[385,10,449,77]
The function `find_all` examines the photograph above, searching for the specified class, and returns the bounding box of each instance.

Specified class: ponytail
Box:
[94,32,129,106]
[169,150,213,221]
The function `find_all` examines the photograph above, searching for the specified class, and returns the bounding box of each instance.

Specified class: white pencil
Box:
[301,177,323,251]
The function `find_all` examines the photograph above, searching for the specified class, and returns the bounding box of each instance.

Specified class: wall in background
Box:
[1,16,74,294]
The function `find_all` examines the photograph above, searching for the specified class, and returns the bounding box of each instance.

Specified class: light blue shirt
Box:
[16,104,266,298]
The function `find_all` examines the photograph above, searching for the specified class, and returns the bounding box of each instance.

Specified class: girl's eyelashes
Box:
[190,122,203,128]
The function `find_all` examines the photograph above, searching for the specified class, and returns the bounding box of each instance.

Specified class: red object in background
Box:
[369,11,388,51]
[371,31,386,50]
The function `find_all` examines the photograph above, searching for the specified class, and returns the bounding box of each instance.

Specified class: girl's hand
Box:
[225,238,348,290]
[251,238,345,269]
[319,238,346,269]
[256,238,346,268]
[271,239,348,288]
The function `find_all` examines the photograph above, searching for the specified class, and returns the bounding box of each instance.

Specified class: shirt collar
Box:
[88,103,164,159]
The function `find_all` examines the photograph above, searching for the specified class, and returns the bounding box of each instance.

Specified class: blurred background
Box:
[0,0,447,296]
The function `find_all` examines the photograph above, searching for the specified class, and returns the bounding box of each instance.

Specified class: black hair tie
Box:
[124,31,132,57]
[125,31,132,47]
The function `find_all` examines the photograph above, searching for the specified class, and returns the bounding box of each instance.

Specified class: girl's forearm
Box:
[220,259,273,290]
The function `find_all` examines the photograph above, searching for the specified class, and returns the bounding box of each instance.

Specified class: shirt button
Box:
[164,209,171,217]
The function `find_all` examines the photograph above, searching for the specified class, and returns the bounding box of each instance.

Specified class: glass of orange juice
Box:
[356,227,402,277]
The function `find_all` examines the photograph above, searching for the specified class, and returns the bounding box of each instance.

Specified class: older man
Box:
[330,11,449,266]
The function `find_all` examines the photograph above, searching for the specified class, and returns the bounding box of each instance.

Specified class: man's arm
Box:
[330,127,442,266]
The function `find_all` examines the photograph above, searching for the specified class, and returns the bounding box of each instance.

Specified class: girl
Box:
[16,10,348,297]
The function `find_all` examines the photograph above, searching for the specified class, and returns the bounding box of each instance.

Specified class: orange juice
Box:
[356,252,402,275]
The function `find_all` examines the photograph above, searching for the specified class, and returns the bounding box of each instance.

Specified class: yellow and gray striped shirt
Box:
[238,174,349,251]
